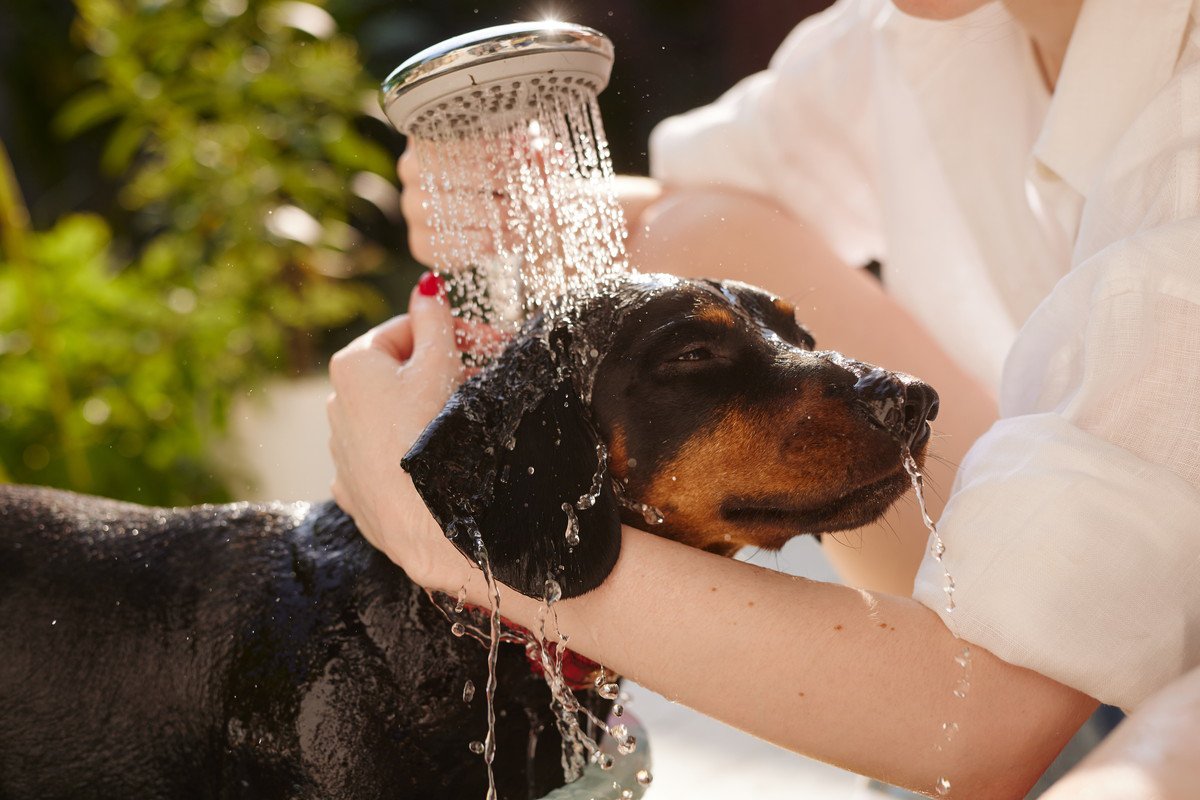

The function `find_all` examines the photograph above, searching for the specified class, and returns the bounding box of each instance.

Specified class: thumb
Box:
[407,272,460,369]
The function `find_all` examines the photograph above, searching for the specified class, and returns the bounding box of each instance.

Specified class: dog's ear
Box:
[401,330,621,600]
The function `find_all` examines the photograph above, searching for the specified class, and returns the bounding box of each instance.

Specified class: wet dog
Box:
[0,275,936,799]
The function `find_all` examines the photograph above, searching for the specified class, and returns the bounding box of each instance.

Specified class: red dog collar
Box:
[457,602,604,691]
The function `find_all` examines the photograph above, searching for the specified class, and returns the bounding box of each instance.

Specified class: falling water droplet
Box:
[598,682,620,700]
[544,578,562,605]
[469,740,485,755]
[611,703,624,717]
[617,735,637,755]
[455,586,467,613]
[636,768,653,786]
[595,752,614,770]
[563,502,581,546]
[463,680,476,703]
[451,622,466,637]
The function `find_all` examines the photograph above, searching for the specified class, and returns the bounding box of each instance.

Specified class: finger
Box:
[407,277,462,369]
[398,148,421,186]
[332,314,414,380]
[363,313,415,362]
[400,183,432,227]
[402,185,505,231]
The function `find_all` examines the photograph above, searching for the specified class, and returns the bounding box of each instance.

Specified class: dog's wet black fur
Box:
[0,489,590,799]
[0,274,938,798]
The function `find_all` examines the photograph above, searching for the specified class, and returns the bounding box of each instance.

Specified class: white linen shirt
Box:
[649,0,1200,710]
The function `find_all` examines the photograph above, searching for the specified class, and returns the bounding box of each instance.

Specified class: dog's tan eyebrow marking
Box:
[772,298,797,318]
[694,305,738,327]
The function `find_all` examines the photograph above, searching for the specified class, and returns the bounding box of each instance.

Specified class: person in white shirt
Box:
[326,0,1200,795]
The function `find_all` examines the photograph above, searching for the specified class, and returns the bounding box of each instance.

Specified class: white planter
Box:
[226,375,334,503]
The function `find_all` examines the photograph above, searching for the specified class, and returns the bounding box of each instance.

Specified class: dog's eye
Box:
[674,346,715,362]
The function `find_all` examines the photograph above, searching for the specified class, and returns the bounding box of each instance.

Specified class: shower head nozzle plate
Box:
[380,21,614,135]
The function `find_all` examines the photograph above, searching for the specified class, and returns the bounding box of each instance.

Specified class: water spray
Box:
[380,22,629,348]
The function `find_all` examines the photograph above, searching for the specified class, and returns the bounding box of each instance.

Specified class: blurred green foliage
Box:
[0,0,401,504]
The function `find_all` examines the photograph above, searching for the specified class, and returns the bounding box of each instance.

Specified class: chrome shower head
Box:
[380,21,614,136]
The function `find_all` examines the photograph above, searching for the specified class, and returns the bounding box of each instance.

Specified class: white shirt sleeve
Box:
[914,60,1200,710]
[648,0,886,267]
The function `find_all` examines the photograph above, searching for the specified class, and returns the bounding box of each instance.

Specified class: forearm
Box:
[1041,666,1200,800]
[473,525,1095,799]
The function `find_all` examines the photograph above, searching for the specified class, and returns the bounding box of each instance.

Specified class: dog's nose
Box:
[853,368,940,446]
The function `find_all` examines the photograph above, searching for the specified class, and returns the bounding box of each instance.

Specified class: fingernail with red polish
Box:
[417,271,444,297]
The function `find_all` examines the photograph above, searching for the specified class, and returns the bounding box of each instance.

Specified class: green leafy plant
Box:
[0,0,402,504]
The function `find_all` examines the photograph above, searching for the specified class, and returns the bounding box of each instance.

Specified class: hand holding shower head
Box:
[381,21,614,137]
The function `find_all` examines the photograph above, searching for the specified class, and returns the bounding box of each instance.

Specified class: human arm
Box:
[1041,665,1200,800]
[327,285,1092,799]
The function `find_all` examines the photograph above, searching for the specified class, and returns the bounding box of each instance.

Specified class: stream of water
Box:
[902,448,970,797]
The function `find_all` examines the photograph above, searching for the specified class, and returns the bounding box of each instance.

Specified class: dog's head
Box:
[402,275,938,599]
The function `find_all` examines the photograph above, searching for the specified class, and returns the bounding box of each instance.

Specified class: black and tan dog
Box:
[0,274,936,799]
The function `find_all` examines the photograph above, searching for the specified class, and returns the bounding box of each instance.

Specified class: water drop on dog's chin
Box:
[641,504,664,526]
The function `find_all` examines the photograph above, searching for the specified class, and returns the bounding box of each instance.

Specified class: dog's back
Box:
[0,484,575,799]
